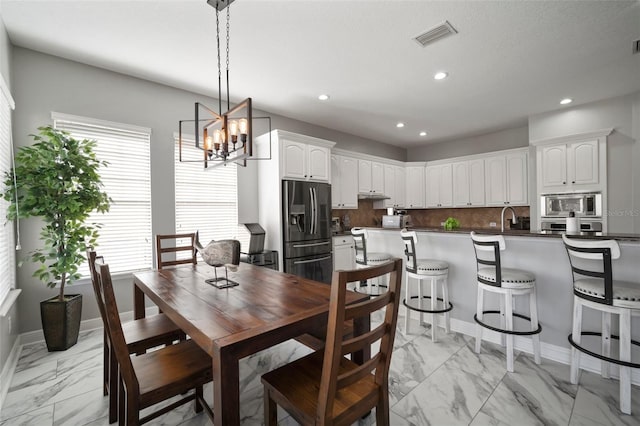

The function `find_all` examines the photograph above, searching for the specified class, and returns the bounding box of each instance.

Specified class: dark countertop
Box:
[338,227,640,242]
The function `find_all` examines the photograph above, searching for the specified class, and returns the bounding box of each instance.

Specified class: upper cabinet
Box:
[358,160,384,195]
[425,163,453,208]
[484,151,528,206]
[405,165,425,209]
[374,165,405,209]
[331,154,358,209]
[539,140,599,191]
[452,159,485,207]
[282,139,331,182]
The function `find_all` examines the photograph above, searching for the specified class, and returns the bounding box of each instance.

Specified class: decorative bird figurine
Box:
[194,232,241,288]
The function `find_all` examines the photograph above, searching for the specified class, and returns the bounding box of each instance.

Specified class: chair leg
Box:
[505,291,514,373]
[499,294,506,348]
[404,274,411,335]
[442,275,450,334]
[601,311,611,379]
[119,375,125,425]
[264,389,278,426]
[418,278,424,327]
[376,385,390,426]
[103,333,109,396]
[475,286,483,354]
[430,277,437,343]
[619,309,632,415]
[109,348,118,423]
[126,391,139,426]
[570,296,582,384]
[195,385,203,413]
[530,287,541,365]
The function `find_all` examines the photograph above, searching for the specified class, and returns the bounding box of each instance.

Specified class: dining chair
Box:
[87,250,185,424]
[155,233,197,269]
[95,257,214,425]
[261,258,403,426]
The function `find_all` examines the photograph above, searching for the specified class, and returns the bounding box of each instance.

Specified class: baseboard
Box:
[0,334,22,411]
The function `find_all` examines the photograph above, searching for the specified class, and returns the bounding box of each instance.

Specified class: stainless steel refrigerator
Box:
[282,180,333,284]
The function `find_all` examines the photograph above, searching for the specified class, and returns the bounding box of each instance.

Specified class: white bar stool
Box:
[400,229,451,342]
[562,234,640,415]
[470,232,541,372]
[351,228,392,295]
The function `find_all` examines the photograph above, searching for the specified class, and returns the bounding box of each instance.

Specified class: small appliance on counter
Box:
[382,214,412,229]
[240,223,278,270]
[331,217,342,234]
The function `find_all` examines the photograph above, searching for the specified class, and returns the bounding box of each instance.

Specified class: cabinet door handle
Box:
[563,181,566,184]
[572,181,575,184]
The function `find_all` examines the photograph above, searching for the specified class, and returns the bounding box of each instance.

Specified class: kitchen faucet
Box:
[501,206,518,232]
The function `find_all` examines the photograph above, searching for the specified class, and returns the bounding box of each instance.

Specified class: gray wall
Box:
[0,5,18,386]
[529,92,640,233]
[406,125,529,161]
[10,47,402,334]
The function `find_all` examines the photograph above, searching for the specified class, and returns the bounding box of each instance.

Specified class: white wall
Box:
[529,93,639,233]
[10,47,401,334]
[406,125,529,161]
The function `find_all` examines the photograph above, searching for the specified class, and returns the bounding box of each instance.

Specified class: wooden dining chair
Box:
[261,258,403,426]
[87,250,185,424]
[95,257,214,425]
[155,233,197,269]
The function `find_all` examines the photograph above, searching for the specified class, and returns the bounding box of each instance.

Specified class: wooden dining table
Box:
[133,262,370,426]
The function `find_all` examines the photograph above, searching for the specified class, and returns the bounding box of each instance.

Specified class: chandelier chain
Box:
[225,5,230,111]
[216,8,222,115]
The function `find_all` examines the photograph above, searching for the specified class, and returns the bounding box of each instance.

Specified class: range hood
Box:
[358,192,390,200]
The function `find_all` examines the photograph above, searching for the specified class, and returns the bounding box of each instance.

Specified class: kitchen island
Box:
[360,227,640,381]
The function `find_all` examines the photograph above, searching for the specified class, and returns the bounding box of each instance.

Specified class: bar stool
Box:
[562,234,640,415]
[400,229,451,341]
[470,232,541,372]
[351,228,392,295]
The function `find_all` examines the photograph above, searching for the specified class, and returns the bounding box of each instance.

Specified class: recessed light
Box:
[560,98,573,105]
[318,94,330,101]
[419,131,427,136]
[396,122,405,128]
[434,72,448,80]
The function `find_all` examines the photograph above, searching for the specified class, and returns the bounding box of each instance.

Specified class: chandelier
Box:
[178,0,253,169]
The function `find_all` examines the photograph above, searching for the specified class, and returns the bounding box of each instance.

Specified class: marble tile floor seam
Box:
[1,316,639,425]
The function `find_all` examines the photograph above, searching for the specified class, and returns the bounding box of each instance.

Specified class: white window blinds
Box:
[0,77,15,305]
[53,113,153,277]
[174,138,250,256]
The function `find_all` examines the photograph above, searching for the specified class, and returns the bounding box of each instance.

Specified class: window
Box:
[174,138,249,257]
[53,113,153,277]
[0,76,15,305]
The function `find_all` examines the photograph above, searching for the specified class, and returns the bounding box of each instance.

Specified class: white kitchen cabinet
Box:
[540,140,599,191]
[333,235,355,271]
[405,165,425,209]
[425,163,453,208]
[358,160,384,195]
[282,139,330,182]
[374,165,405,209]
[485,151,528,206]
[452,159,485,207]
[331,155,358,209]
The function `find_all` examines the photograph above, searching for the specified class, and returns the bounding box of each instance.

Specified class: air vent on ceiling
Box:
[634,39,640,54]
[413,21,458,47]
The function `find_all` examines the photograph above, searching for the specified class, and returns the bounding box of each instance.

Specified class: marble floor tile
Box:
[52,387,109,426]
[0,405,54,426]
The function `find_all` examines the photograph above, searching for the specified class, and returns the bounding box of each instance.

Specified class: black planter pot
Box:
[40,294,82,351]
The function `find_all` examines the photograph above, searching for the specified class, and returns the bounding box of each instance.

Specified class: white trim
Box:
[530,128,614,146]
[0,289,21,317]
[270,129,336,149]
[0,334,22,411]
[332,147,405,166]
[0,74,14,110]
[51,112,152,135]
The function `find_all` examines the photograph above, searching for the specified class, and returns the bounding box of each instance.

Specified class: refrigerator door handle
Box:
[292,241,331,248]
[293,255,332,265]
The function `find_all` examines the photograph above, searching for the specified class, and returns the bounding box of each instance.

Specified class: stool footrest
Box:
[568,332,640,369]
[474,310,542,336]
[403,296,453,314]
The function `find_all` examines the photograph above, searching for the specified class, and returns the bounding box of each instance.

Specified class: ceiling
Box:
[1,0,639,148]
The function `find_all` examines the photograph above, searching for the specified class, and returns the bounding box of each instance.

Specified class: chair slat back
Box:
[156,233,197,269]
[87,249,108,327]
[317,258,402,422]
[562,234,619,306]
[470,232,504,287]
[96,260,140,395]
[400,229,418,273]
[351,228,368,265]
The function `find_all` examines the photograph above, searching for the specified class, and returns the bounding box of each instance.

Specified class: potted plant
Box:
[2,126,110,351]
[443,217,460,231]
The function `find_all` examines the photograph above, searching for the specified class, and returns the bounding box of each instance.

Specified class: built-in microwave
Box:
[540,192,602,218]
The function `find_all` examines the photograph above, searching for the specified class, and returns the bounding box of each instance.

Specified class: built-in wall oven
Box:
[540,192,603,232]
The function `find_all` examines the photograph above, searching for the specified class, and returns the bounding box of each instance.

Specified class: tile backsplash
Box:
[332,200,530,230]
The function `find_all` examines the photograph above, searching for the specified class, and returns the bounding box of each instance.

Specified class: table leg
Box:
[213,348,240,426]
[133,284,145,320]
[352,314,371,365]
